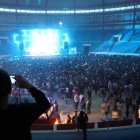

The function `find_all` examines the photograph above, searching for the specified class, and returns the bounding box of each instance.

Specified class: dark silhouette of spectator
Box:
[86,98,91,114]
[125,95,132,118]
[65,114,72,124]
[74,92,79,110]
[87,86,92,99]
[76,111,88,140]
[80,97,86,111]
[0,69,50,140]
[102,111,112,122]
[101,111,112,129]
[72,110,78,124]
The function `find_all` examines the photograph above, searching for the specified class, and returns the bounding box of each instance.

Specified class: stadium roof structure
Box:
[0,0,137,9]
[0,0,138,30]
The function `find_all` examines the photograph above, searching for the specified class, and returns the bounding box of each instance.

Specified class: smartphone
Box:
[10,76,16,84]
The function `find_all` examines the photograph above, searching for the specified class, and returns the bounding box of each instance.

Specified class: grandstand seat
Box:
[98,119,132,128]
[34,118,56,125]
[31,124,53,131]
[87,122,95,129]
[136,118,140,124]
[57,124,76,130]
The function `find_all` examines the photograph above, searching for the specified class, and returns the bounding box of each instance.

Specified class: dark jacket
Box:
[77,112,88,131]
[0,87,50,140]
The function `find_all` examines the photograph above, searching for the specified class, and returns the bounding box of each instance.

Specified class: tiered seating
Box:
[87,122,95,129]
[31,124,53,131]
[136,118,140,124]
[110,42,140,53]
[94,41,113,52]
[94,29,140,54]
[98,119,133,128]
[57,124,76,130]
[31,120,133,130]
[34,118,56,125]
[31,118,55,131]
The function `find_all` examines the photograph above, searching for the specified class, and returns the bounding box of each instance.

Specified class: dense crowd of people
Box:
[1,54,140,122]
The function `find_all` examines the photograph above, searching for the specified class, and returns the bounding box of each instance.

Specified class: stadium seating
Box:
[57,124,76,130]
[98,119,133,128]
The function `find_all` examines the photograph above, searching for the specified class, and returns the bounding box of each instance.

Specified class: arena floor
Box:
[54,91,103,123]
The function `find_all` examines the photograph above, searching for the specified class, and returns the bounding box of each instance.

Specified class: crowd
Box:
[1,54,140,122]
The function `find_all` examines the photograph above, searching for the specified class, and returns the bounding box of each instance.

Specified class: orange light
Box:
[138,108,140,118]
[55,119,59,124]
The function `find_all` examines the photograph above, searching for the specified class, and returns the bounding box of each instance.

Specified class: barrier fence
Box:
[31,119,139,131]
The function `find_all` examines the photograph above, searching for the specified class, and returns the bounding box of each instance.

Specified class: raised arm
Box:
[14,75,51,124]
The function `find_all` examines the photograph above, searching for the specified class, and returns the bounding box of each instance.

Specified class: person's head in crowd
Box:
[105,111,109,115]
[74,110,77,116]
[79,111,84,116]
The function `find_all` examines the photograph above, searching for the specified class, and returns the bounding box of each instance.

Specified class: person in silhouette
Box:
[76,111,88,140]
[0,69,50,140]
[72,111,78,124]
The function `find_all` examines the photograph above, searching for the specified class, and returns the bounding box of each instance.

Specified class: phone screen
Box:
[10,76,16,84]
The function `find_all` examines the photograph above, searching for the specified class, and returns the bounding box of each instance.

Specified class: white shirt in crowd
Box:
[74,94,79,103]
[102,114,112,121]
[79,94,84,103]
